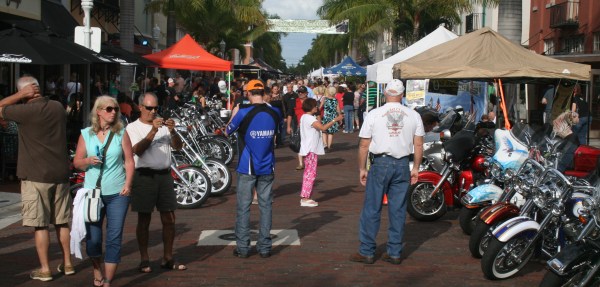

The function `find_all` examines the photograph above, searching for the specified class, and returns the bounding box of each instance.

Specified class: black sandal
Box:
[160,259,187,271]
[93,277,104,287]
[138,260,152,273]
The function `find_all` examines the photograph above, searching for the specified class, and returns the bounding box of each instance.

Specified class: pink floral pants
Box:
[300,152,318,198]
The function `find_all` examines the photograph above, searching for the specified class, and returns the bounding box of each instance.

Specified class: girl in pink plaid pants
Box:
[299,98,343,207]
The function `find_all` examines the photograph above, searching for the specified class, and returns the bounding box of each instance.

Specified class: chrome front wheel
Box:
[407,181,446,221]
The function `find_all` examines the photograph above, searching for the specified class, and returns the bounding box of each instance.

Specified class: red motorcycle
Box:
[407,126,491,221]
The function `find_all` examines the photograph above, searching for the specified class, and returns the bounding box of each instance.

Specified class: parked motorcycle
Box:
[407,121,492,221]
[169,116,232,198]
[468,158,545,258]
[540,185,600,286]
[480,168,594,280]
[459,124,543,235]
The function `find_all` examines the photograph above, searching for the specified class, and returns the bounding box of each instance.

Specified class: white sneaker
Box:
[300,199,319,207]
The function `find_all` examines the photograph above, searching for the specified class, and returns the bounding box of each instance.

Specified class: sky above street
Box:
[262,0,323,67]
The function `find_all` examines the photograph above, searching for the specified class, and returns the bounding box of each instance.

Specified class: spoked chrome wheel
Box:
[174,166,211,209]
[407,181,446,221]
[203,159,232,196]
[481,233,535,280]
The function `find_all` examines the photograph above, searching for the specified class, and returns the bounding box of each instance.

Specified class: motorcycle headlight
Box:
[532,186,554,209]
[503,169,515,181]
[490,162,501,178]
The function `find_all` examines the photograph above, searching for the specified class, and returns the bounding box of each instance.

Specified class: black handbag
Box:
[288,125,301,153]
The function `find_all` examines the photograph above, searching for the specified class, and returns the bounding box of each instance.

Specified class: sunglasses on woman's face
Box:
[102,106,120,113]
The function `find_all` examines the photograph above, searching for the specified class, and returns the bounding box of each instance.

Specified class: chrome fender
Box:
[462,184,503,206]
[492,216,540,243]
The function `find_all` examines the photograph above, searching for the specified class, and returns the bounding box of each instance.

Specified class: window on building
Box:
[594,33,600,53]
[544,39,555,55]
[562,35,584,54]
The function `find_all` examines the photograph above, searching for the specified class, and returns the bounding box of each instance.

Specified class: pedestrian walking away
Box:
[126,92,187,273]
[571,84,590,145]
[320,86,342,149]
[299,98,343,207]
[226,79,281,258]
[0,76,73,281]
[73,96,135,286]
[350,79,425,265]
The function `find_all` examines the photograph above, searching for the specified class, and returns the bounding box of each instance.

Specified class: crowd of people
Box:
[3,70,594,286]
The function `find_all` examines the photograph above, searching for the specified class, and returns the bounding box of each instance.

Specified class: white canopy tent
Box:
[366,26,458,83]
[308,67,339,79]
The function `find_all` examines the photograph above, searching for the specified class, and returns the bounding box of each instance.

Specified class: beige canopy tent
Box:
[394,27,590,81]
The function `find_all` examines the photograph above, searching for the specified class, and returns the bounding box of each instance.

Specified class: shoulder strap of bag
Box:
[95,131,115,188]
[237,104,280,138]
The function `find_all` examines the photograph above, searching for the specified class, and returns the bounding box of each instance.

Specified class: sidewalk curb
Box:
[0,192,21,230]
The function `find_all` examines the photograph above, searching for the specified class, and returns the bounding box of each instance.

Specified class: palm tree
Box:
[317,0,498,63]
[120,0,134,97]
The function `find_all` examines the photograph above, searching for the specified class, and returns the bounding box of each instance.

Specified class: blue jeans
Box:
[358,156,410,258]
[86,193,130,263]
[235,173,274,255]
[573,116,590,145]
[343,105,354,132]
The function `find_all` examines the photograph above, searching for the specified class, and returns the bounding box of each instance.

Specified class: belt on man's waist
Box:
[372,154,407,160]
[136,168,170,175]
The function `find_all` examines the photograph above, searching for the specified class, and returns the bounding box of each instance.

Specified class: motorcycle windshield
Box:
[493,128,529,170]
[443,129,475,163]
[509,122,533,147]
[433,110,457,133]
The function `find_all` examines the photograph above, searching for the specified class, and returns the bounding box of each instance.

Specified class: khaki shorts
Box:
[21,181,71,227]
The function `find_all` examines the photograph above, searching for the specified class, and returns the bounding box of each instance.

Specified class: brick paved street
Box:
[0,132,545,286]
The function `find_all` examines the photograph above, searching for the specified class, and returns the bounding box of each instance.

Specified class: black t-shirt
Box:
[342,92,354,106]
[574,95,590,117]
[282,92,298,118]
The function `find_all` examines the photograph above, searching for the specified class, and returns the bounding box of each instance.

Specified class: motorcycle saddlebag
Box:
[573,145,600,172]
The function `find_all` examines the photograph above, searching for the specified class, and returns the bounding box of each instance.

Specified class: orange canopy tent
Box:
[143,34,232,71]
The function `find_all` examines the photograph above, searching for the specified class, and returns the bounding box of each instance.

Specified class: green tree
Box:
[145,0,276,63]
[316,0,499,64]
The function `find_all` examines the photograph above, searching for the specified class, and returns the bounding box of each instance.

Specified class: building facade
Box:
[529,0,600,140]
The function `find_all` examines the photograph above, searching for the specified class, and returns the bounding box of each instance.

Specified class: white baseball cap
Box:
[339,83,348,88]
[218,80,227,93]
[385,79,405,96]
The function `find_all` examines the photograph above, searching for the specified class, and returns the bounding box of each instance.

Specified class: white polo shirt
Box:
[359,102,425,159]
[126,119,172,169]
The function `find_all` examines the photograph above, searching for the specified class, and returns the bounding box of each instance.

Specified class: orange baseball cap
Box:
[245,79,265,91]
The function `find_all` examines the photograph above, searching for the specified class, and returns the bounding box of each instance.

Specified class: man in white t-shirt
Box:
[350,79,424,265]
[126,92,187,272]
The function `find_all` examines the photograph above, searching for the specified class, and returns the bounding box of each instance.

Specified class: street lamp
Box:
[81,0,93,49]
[219,39,226,59]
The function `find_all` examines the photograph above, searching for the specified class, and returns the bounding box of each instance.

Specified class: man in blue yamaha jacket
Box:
[226,79,281,258]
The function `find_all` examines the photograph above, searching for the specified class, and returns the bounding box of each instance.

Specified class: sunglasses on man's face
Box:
[102,106,120,113]
[143,105,159,112]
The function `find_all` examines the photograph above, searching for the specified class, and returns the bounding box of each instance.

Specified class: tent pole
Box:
[497,79,510,130]
[227,72,231,110]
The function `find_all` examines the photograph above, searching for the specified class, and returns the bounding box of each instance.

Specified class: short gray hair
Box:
[17,76,39,91]
[139,92,158,106]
